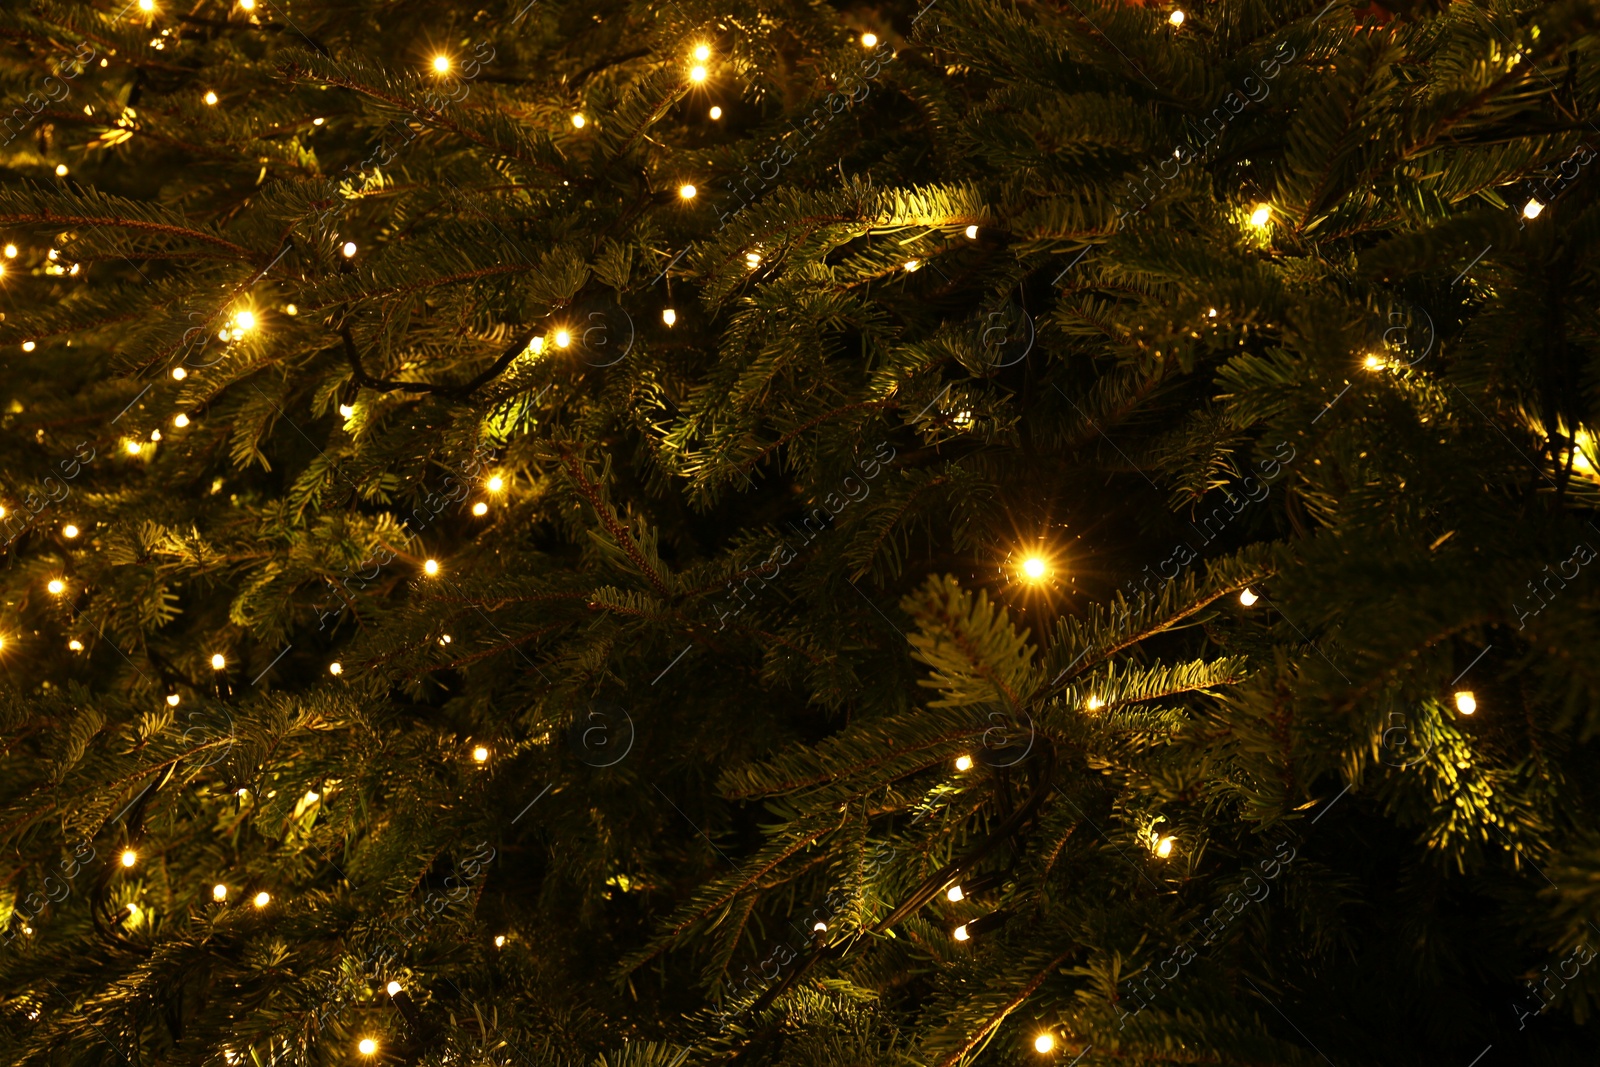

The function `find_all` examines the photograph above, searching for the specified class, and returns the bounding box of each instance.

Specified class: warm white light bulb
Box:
[69,639,84,651]
[424,559,440,576]
[213,883,227,901]
[965,225,979,239]
[861,32,878,47]
[689,65,708,83]
[47,579,65,595]
[204,91,218,105]
[1021,556,1048,581]
[22,341,36,352]
[3,244,15,257]
[329,662,342,676]
[554,329,571,348]
[386,981,402,996]
[472,745,490,762]
[905,259,922,272]
[253,891,270,908]
[1454,690,1477,715]
[662,308,677,326]
[946,885,964,902]
[472,501,489,516]
[285,303,298,315]
[125,439,143,455]
[166,693,181,706]
[1085,695,1104,711]
[487,475,505,492]
[954,754,973,772]
[1034,1033,1056,1054]
[341,241,357,258]
[1239,588,1259,607]
[1168,9,1185,26]
[679,184,697,200]
[1155,836,1175,858]
[63,524,80,538]
[953,924,970,942]
[494,934,506,947]
[709,106,723,120]
[339,404,355,418]
[1249,203,1272,227]
[234,310,256,331]
[432,55,451,74]
[172,366,188,380]
[211,653,226,669]
[121,849,137,867]
[358,1038,377,1056]
[1363,353,1385,371]
[1523,200,1544,220]
[692,44,711,62]
[139,0,155,9]
[571,113,586,128]
[746,252,762,269]
[174,413,190,428]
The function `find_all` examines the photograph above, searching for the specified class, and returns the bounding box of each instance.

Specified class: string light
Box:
[166,693,181,706]
[954,754,973,772]
[692,44,711,62]
[358,1038,378,1056]
[554,329,572,348]
[253,891,270,908]
[679,184,697,199]
[965,225,978,239]
[329,662,342,675]
[285,303,298,315]
[709,106,722,120]
[439,634,452,645]
[47,579,65,595]
[904,259,922,272]
[662,308,677,327]
[432,55,451,74]
[339,404,355,418]
[125,439,143,456]
[472,501,489,516]
[22,341,35,352]
[946,884,964,902]
[689,65,708,83]
[1084,695,1104,711]
[120,849,137,868]
[861,32,878,47]
[303,790,320,805]
[1248,203,1272,228]
[55,165,69,177]
[172,366,187,380]
[386,981,402,996]
[1208,307,1217,317]
[953,924,970,941]
[204,91,218,105]
[69,639,84,651]
[1454,690,1477,715]
[139,0,155,9]
[174,413,190,428]
[213,884,227,901]
[1363,353,1386,371]
[1034,1033,1057,1054]
[1239,588,1259,606]
[63,524,80,538]
[494,934,506,947]
[487,475,505,492]
[1019,556,1049,582]
[3,244,15,257]
[1169,9,1185,26]
[1523,200,1544,220]
[745,251,762,269]
[472,745,490,762]
[341,241,357,257]
[423,559,440,576]
[234,310,256,331]
[571,113,586,128]
[1155,835,1175,858]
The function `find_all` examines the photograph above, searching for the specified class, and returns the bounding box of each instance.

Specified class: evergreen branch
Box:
[930,947,1078,1067]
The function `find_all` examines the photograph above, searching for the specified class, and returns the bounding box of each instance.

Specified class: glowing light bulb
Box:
[1363,353,1385,371]
[746,252,762,269]
[211,653,226,669]
[285,303,298,315]
[240,0,255,8]
[1155,836,1175,858]
[172,366,188,380]
[166,693,181,706]
[1020,556,1048,581]
[174,413,190,428]
[120,849,137,868]
[487,475,505,492]
[1208,308,1217,317]
[47,579,65,595]
[571,113,586,128]
[472,745,490,762]
[1523,200,1544,220]
[494,935,506,947]
[358,1038,377,1056]
[63,524,80,538]
[1248,203,1272,228]
[1085,695,1104,711]
[953,924,970,942]
[432,55,451,74]
[125,439,144,456]
[341,241,357,257]
[905,259,922,272]
[329,662,342,675]
[22,341,35,352]
[1454,690,1477,715]
[861,32,878,47]
[662,308,677,327]
[303,790,319,804]
[69,639,83,651]
[439,634,452,645]
[1168,10,1185,26]
[253,891,270,907]
[55,164,69,177]
[965,225,978,239]
[554,329,571,348]
[423,559,440,576]
[339,404,355,418]
[946,885,964,902]
[709,106,723,120]
[150,429,161,442]
[139,0,154,9]
[1034,1033,1056,1054]
[679,184,697,199]
[3,244,15,257]
[693,44,711,62]
[689,65,708,83]
[954,754,973,772]
[472,501,489,516]
[234,310,256,331]
[1239,588,1259,607]
[386,981,402,996]
[213,883,227,901]
[204,91,218,105]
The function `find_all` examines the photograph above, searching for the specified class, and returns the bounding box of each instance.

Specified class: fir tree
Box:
[2,0,1600,1065]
